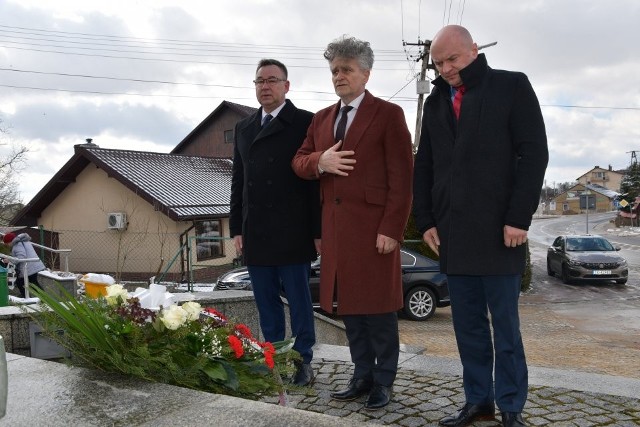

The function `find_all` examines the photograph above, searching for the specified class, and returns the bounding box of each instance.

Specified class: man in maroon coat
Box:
[292,36,413,410]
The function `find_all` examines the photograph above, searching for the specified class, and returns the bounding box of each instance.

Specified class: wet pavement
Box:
[262,344,640,426]
[260,217,640,426]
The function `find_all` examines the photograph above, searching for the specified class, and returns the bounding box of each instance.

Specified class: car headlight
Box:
[221,280,252,290]
[619,259,628,267]
[567,259,582,267]
[215,270,253,291]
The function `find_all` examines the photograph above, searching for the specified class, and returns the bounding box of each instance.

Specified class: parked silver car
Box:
[546,235,628,284]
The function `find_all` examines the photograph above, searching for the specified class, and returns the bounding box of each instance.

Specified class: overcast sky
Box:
[1,0,639,203]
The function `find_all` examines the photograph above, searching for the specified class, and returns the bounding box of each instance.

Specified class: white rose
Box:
[161,305,188,330]
[181,302,202,322]
[105,284,128,305]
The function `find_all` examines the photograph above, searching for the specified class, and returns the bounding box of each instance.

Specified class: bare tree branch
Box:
[0,117,29,225]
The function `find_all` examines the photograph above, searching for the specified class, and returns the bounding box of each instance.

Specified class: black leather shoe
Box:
[291,363,314,387]
[501,412,526,427]
[330,378,373,401]
[439,402,496,426]
[364,384,392,410]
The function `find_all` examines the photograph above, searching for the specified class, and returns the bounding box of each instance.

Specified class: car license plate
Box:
[592,270,612,275]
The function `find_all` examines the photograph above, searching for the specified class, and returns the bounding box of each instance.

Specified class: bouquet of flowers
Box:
[27,284,298,401]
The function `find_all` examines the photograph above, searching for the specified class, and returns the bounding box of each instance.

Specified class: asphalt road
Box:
[398,213,640,379]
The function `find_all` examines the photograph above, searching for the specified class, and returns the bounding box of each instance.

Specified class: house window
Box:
[224,129,234,144]
[563,203,569,211]
[592,171,606,180]
[195,220,224,261]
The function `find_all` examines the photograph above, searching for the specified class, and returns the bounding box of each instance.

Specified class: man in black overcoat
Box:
[413,26,548,427]
[229,59,320,386]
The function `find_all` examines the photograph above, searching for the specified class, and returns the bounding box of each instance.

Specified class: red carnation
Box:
[262,342,275,369]
[228,335,244,358]
[234,323,253,339]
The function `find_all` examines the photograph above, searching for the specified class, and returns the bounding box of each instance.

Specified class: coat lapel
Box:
[238,110,261,150]
[318,101,342,151]
[343,91,377,151]
[250,99,296,144]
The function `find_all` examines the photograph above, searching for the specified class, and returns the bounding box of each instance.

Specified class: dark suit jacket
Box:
[230,99,320,265]
[292,91,414,315]
[413,54,548,275]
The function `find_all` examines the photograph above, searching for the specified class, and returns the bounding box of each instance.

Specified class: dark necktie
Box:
[335,106,353,142]
[262,114,273,128]
[453,85,465,119]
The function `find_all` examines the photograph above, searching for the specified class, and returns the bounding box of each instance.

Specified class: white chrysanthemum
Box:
[160,305,188,330]
[181,301,202,321]
[105,284,128,305]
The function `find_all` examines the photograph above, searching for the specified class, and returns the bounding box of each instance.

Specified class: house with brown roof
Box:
[547,183,620,215]
[576,165,623,192]
[9,101,257,283]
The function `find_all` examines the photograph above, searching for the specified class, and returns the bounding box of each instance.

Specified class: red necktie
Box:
[453,85,465,119]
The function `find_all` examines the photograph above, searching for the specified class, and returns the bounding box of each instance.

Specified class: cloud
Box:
[0,0,639,203]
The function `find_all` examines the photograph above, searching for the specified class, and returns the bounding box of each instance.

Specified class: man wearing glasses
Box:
[230,59,320,387]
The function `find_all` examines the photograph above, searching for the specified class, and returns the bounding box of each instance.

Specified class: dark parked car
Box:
[547,235,628,284]
[215,247,450,321]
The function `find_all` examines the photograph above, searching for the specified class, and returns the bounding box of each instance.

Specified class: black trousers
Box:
[342,312,399,387]
[15,273,42,298]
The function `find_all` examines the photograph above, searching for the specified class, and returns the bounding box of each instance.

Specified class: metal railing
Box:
[0,253,41,299]
[0,240,72,301]
[31,242,71,274]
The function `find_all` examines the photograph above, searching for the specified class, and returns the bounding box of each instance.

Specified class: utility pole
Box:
[403,39,435,151]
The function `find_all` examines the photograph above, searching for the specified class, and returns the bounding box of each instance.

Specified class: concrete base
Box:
[0,290,347,357]
[1,352,365,427]
[36,271,78,299]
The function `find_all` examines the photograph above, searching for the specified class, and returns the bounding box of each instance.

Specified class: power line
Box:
[0,34,405,60]
[0,67,245,88]
[0,83,419,103]
[0,24,405,56]
[458,0,467,24]
[387,74,419,101]
[540,104,640,111]
[0,44,409,71]
[0,66,348,97]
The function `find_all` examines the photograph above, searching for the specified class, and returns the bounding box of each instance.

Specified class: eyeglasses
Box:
[253,77,286,86]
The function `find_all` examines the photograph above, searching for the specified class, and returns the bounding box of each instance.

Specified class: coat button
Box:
[334,198,341,205]
[248,181,253,186]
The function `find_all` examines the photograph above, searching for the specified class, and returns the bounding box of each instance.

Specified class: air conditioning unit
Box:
[107,212,127,230]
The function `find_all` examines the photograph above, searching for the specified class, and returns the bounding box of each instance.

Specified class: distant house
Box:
[576,165,623,192]
[9,100,257,282]
[548,183,620,215]
[172,100,256,158]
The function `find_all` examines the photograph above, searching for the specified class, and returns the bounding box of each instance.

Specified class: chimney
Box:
[74,137,98,152]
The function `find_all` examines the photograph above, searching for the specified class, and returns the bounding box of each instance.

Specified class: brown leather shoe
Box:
[364,385,392,410]
[501,412,526,427]
[439,402,496,426]
[330,378,373,401]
